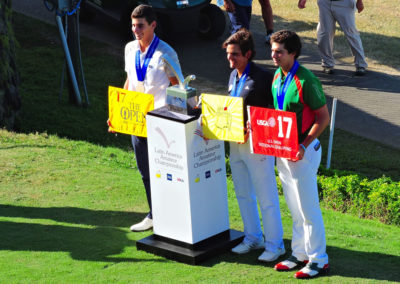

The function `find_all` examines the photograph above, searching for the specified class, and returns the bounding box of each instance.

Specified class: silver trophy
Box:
[162,54,198,115]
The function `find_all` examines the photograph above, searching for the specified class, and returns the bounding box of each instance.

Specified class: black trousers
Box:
[131,135,152,219]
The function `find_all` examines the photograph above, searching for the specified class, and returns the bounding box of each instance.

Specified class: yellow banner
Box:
[201,94,244,142]
[108,86,154,137]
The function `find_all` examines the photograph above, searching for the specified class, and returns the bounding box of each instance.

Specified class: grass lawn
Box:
[1,130,399,283]
[1,9,399,284]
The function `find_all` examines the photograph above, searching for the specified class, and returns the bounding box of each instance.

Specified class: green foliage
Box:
[0,1,17,86]
[0,0,21,129]
[318,172,400,226]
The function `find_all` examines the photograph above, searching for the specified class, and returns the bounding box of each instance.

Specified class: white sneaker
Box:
[258,247,286,262]
[130,216,153,232]
[231,240,264,254]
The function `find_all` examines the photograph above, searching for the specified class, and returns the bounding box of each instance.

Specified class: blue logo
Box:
[205,171,211,179]
[167,174,172,181]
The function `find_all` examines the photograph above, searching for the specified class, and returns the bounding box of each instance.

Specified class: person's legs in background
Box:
[227,1,252,34]
[258,0,274,43]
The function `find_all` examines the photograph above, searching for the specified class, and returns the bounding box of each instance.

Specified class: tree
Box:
[0,0,21,130]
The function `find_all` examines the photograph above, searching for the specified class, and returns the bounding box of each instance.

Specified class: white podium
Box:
[136,107,243,264]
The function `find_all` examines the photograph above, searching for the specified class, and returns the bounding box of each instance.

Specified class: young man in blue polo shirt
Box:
[223,29,285,262]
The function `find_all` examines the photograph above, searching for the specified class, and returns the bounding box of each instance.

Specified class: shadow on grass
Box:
[200,240,400,282]
[0,204,146,228]
[0,221,163,263]
[0,204,163,263]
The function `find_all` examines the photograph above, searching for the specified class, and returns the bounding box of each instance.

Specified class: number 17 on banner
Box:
[247,106,299,160]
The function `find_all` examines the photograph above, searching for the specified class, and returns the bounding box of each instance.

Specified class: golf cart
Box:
[80,0,226,40]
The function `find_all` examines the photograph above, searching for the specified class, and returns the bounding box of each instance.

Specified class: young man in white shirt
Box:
[124,5,181,232]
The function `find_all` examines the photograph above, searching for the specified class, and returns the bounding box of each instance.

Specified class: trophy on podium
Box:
[162,55,198,115]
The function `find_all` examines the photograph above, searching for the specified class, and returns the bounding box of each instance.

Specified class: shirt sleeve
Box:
[302,74,326,110]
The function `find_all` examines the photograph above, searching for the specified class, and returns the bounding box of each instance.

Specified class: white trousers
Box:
[317,0,367,68]
[230,141,284,252]
[276,139,328,265]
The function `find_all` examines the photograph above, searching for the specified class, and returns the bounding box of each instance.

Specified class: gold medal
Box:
[136,81,145,93]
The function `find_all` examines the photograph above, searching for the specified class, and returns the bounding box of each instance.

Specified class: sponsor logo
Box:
[156,170,161,178]
[155,127,175,149]
[195,174,200,183]
[205,170,211,179]
[167,173,172,181]
[256,117,276,127]
[215,168,222,173]
[177,177,184,182]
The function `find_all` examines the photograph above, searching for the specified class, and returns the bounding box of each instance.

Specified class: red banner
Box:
[248,106,299,160]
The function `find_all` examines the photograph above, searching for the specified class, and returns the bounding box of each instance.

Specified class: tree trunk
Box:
[0,0,21,130]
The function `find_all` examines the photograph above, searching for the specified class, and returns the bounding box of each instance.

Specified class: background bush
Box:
[318,170,400,226]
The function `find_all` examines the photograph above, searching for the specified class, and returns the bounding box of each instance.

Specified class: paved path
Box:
[12,0,400,149]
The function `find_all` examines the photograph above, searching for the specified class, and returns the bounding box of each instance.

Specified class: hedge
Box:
[318,172,400,226]
[226,158,399,226]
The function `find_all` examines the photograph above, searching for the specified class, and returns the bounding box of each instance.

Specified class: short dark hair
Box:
[270,30,302,59]
[222,28,256,61]
[131,4,157,24]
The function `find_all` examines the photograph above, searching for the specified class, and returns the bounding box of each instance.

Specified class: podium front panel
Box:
[147,113,229,244]
[186,122,229,243]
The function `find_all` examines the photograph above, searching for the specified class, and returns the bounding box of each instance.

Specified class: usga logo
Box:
[167,173,172,181]
[257,117,276,127]
[177,177,184,182]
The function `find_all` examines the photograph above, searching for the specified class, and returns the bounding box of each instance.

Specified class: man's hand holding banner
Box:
[201,94,245,143]
[108,86,154,137]
[248,106,299,160]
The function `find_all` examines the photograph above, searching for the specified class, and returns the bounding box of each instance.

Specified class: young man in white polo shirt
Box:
[124,5,181,232]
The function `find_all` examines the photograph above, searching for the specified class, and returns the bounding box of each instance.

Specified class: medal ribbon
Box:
[277,60,299,110]
[135,35,160,82]
[230,63,250,97]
